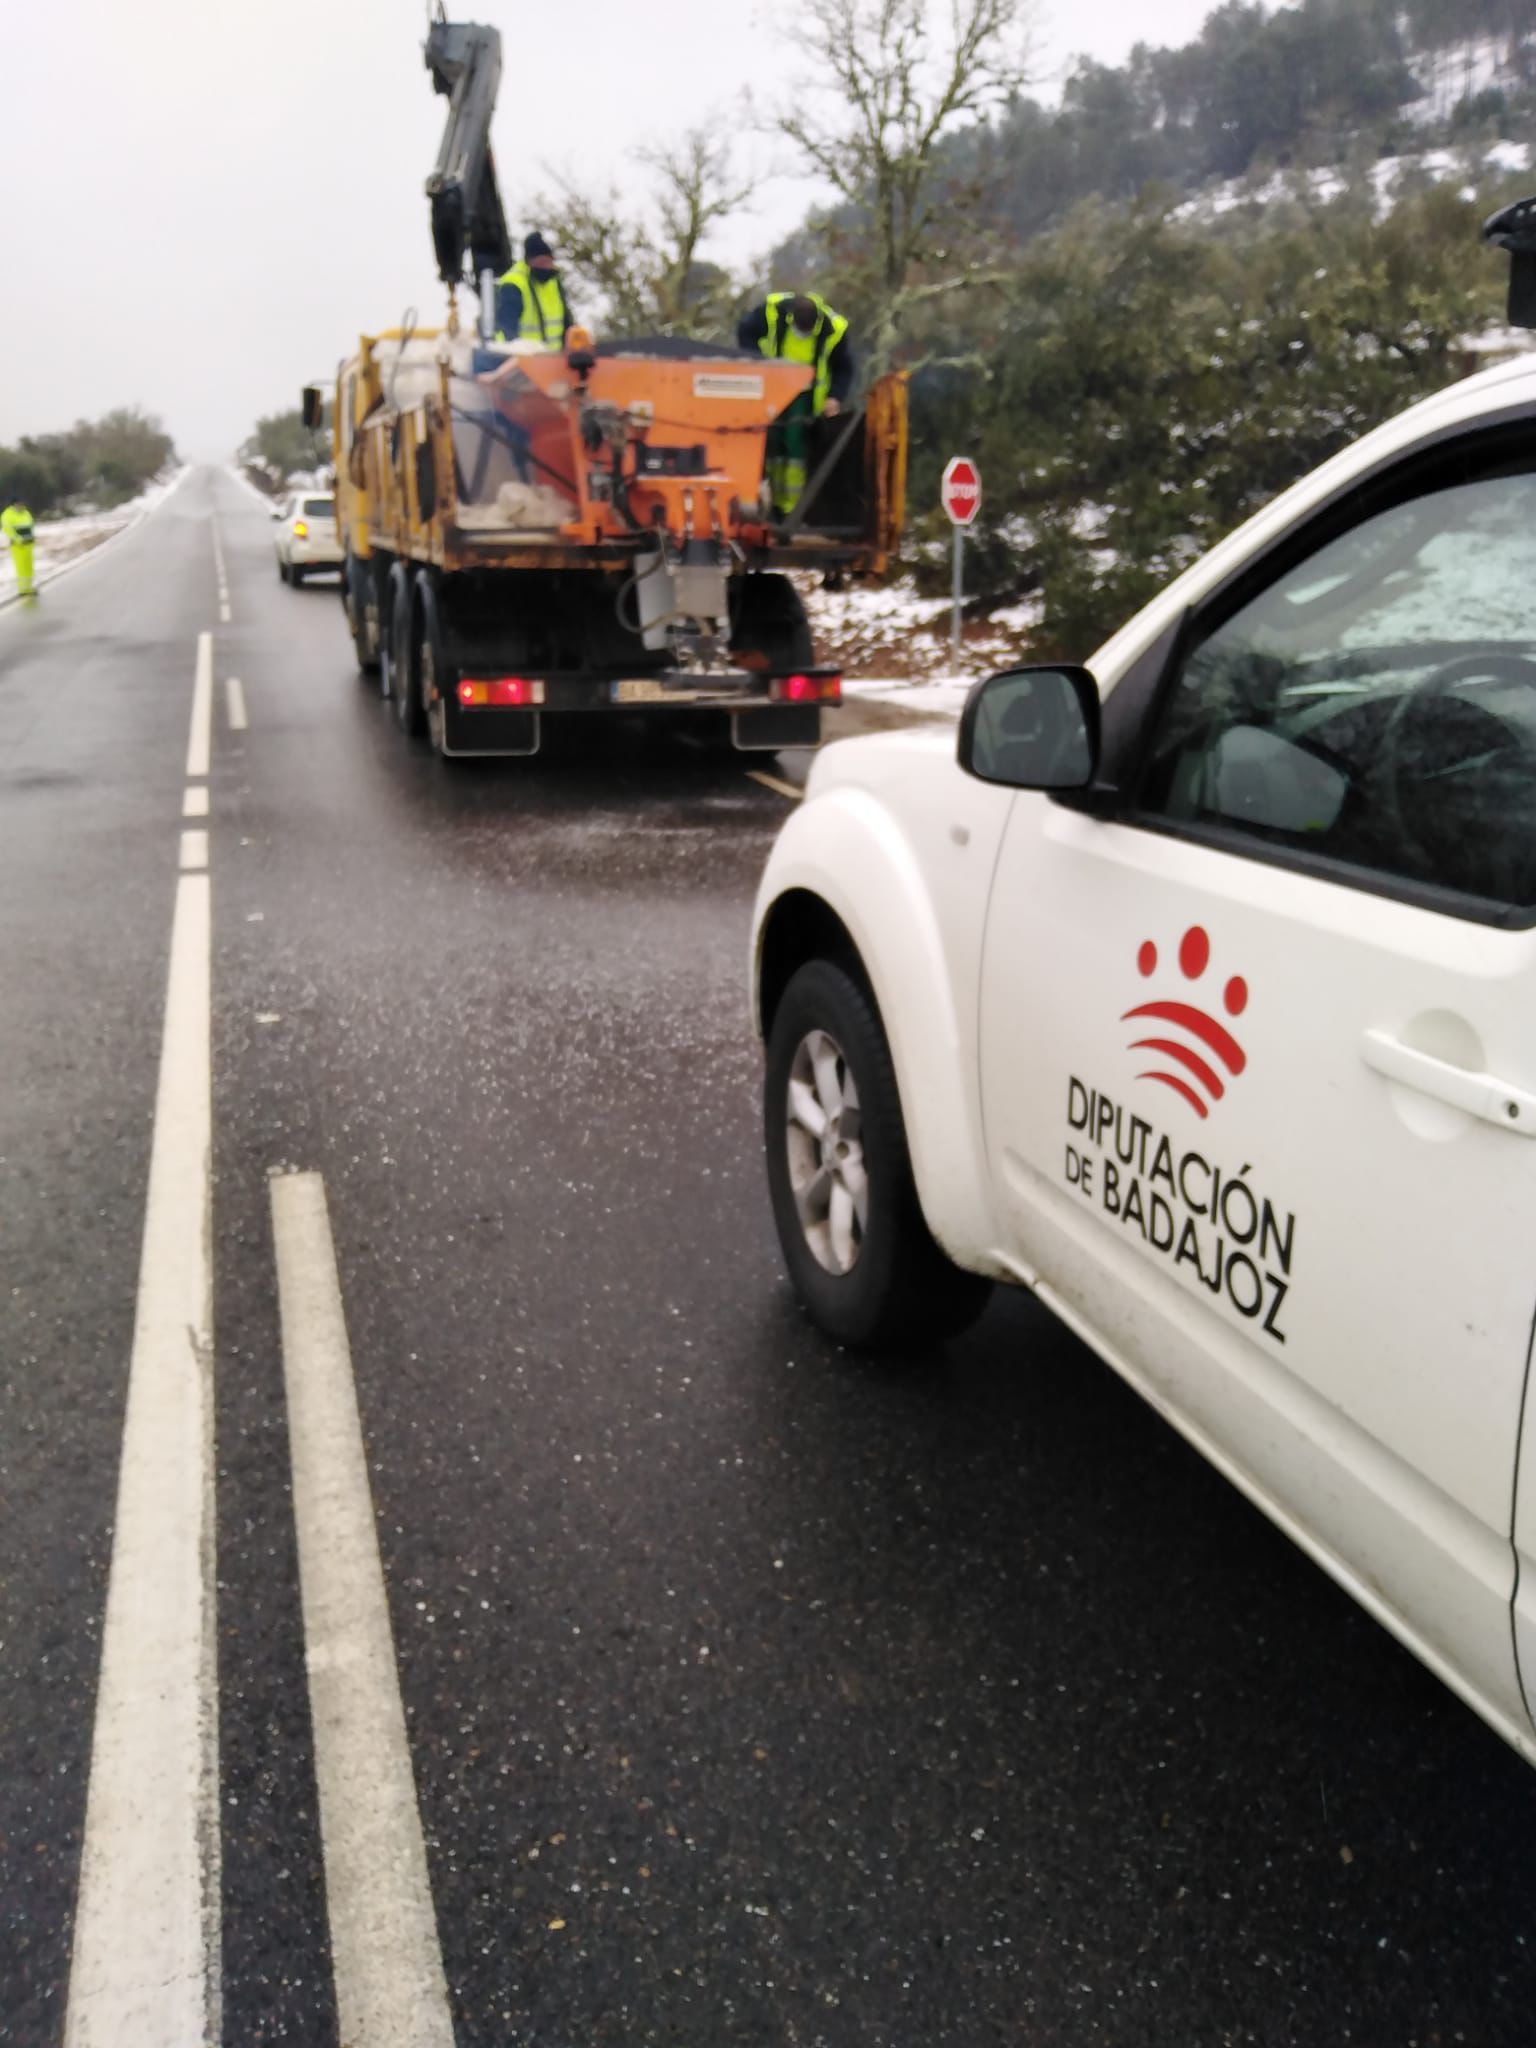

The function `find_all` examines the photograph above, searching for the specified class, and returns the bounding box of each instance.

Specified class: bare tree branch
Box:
[526,127,749,338]
[772,0,1037,372]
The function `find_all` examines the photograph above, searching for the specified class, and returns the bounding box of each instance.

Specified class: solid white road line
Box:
[270,1173,455,2048]
[183,784,209,819]
[746,767,803,802]
[226,676,248,731]
[65,867,218,2047]
[186,633,212,779]
[180,829,208,871]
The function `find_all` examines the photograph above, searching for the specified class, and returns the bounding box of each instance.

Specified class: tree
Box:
[239,409,329,486]
[529,129,750,338]
[906,177,1509,656]
[770,0,1038,373]
[0,407,175,518]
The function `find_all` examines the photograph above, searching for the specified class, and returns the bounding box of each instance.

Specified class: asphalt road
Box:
[2,468,1534,2046]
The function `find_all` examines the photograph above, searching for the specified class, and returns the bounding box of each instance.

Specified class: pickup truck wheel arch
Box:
[758,889,871,1042]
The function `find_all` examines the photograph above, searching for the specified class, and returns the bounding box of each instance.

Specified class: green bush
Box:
[0,408,175,519]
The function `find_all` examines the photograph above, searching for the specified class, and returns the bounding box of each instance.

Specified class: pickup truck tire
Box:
[765,960,991,1349]
[290,565,305,587]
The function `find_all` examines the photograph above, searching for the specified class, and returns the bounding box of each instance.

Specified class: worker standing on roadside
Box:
[736,291,853,516]
[2,498,37,596]
[494,233,574,348]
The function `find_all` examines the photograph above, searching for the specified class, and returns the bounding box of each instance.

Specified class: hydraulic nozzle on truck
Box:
[301,17,907,761]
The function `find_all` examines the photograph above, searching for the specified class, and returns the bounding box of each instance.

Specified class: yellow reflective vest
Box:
[758,293,849,415]
[1,503,35,544]
[495,263,570,346]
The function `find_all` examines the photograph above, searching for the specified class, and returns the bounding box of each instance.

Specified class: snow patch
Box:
[800,573,1042,684]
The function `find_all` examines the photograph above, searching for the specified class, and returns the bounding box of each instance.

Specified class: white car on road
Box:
[273,492,342,585]
[753,346,1536,1766]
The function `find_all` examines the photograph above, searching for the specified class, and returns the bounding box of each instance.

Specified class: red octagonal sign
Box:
[940,455,981,526]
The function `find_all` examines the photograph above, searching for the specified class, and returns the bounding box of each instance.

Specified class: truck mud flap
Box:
[441,701,541,757]
[732,705,820,751]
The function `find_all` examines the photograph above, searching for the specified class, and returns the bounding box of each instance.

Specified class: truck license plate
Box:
[612,678,707,704]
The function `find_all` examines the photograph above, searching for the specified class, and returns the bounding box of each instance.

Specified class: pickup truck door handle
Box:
[1361,1029,1536,1137]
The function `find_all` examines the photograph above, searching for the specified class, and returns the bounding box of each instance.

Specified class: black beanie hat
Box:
[524,232,553,262]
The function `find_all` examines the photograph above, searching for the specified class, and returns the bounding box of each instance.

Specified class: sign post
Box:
[940,456,981,664]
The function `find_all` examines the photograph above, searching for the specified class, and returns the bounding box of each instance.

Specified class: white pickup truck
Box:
[752,348,1536,1766]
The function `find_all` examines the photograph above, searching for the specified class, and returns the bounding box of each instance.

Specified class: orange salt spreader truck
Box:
[303,18,907,761]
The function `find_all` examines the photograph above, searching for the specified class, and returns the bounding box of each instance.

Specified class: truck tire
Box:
[392,570,426,737]
[277,555,288,584]
[291,564,305,588]
[379,562,411,711]
[764,960,991,1350]
[730,573,814,671]
[343,554,373,675]
[417,578,454,759]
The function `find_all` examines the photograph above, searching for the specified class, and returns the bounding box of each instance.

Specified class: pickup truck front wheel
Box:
[765,960,990,1349]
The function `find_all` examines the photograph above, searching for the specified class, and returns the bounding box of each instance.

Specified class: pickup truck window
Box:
[1137,465,1536,914]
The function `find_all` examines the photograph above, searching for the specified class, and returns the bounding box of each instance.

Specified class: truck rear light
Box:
[772,672,841,705]
[458,676,543,707]
[293,520,309,538]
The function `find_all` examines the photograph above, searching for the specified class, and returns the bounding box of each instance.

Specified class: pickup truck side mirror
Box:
[958,664,1100,789]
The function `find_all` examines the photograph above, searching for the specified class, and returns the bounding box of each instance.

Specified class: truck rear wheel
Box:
[379,563,410,715]
[764,960,991,1350]
[392,571,426,737]
[417,578,454,759]
[345,554,381,676]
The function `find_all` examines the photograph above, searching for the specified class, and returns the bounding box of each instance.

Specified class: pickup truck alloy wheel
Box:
[764,959,990,1349]
[786,1029,867,1274]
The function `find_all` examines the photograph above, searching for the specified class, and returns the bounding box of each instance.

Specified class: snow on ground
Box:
[799,572,1040,684]
[1175,136,1532,230]
[839,674,973,720]
[1403,37,1514,128]
[0,468,188,602]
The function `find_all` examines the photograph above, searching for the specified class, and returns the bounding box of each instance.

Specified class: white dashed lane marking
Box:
[269,1172,456,2047]
[186,632,212,779]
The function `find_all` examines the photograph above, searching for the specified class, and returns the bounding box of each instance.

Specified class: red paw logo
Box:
[1122,925,1248,1119]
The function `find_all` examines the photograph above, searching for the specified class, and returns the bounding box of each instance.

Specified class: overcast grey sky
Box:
[0,0,1222,456]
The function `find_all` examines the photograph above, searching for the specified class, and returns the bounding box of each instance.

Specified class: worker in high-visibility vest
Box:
[737,291,854,517]
[494,233,574,348]
[2,499,37,596]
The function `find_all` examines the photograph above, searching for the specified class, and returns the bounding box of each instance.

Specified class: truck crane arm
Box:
[423,17,512,289]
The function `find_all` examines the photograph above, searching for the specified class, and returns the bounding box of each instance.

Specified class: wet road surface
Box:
[1,468,1533,2045]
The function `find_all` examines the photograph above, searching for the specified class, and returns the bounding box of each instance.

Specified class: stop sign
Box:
[940,456,981,526]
